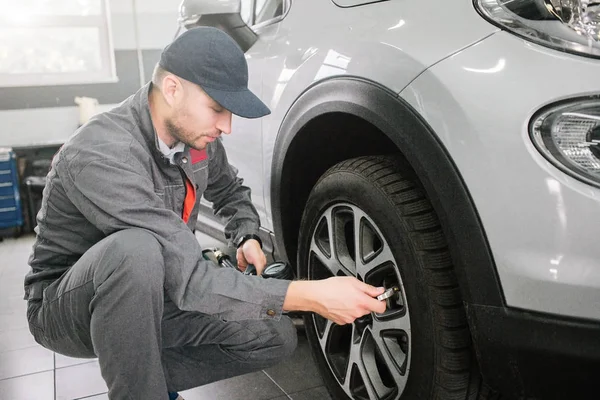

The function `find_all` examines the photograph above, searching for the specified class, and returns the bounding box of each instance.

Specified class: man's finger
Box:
[365,296,387,314]
[244,247,267,273]
[237,250,248,269]
[253,255,267,271]
[360,282,385,297]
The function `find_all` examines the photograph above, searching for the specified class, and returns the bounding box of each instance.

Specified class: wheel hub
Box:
[308,202,412,399]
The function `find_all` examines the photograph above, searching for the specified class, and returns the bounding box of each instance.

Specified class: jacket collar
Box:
[132,82,189,164]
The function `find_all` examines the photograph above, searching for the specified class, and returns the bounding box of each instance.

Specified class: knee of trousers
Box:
[220,316,298,366]
[96,228,165,288]
[266,316,298,361]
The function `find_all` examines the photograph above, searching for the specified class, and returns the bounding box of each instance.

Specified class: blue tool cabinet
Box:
[0,148,23,235]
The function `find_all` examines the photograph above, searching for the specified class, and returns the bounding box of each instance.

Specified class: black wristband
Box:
[235,233,262,249]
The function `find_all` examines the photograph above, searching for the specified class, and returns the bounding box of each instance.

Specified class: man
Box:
[24,27,386,399]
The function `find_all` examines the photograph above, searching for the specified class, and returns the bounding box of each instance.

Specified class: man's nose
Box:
[217,110,232,135]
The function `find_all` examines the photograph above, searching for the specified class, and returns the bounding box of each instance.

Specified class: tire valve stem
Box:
[376,286,400,301]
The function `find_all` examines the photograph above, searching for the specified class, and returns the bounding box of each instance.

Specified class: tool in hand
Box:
[243,261,294,279]
[377,286,400,301]
[202,248,294,280]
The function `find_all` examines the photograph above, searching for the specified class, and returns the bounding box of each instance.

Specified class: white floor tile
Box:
[0,345,54,380]
[0,326,38,353]
[0,370,54,400]
[179,371,286,400]
[0,310,29,332]
[55,353,97,369]
[77,393,109,400]
[55,360,108,400]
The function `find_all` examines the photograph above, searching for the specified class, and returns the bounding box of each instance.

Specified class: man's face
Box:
[166,81,232,150]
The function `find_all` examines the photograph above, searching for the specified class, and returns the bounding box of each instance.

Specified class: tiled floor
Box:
[0,233,332,400]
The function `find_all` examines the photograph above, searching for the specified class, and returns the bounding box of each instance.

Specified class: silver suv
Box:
[179,1,600,399]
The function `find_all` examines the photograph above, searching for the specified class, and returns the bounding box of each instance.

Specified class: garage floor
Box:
[0,234,331,400]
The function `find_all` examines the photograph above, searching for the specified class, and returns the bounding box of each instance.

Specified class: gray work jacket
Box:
[24,83,290,321]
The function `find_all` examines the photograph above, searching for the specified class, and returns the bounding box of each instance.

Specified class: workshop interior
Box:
[1,0,600,399]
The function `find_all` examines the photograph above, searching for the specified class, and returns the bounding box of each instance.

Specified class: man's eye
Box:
[213,107,224,113]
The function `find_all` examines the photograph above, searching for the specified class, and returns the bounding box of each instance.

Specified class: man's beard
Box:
[165,117,217,150]
[165,118,195,149]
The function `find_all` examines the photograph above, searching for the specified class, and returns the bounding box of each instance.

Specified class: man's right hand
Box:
[283,277,387,325]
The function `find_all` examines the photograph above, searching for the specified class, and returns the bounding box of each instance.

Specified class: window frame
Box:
[241,0,256,26]
[0,0,117,88]
[247,0,290,30]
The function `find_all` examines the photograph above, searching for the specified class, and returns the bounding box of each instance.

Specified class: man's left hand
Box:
[236,239,267,275]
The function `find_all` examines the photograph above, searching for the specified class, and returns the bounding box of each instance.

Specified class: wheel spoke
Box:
[352,205,366,269]
[357,244,395,279]
[316,316,335,352]
[310,208,354,277]
[343,334,380,399]
[324,207,335,259]
[351,206,395,278]
[369,314,411,393]
[310,238,345,277]
[317,319,354,386]
[343,330,401,400]
[332,206,357,275]
[371,329,409,393]
[373,313,411,336]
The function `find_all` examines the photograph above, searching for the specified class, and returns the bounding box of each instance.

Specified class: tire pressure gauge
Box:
[376,286,400,301]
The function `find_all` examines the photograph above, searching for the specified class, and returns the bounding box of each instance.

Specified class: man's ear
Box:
[161,75,182,107]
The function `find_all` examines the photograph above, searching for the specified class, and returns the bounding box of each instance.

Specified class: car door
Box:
[245,0,288,230]
[202,0,287,231]
[197,1,286,235]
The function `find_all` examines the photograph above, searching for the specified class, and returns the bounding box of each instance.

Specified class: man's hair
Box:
[151,63,208,99]
[151,64,169,91]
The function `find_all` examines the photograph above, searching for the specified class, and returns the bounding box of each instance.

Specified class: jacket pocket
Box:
[154,190,171,211]
[163,184,184,216]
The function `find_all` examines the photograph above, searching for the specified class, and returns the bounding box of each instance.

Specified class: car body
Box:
[181,0,600,399]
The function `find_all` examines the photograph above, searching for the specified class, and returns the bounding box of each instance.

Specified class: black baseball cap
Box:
[159,27,270,119]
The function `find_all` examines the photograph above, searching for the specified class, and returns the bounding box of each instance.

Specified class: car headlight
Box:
[475,0,600,58]
[531,98,600,188]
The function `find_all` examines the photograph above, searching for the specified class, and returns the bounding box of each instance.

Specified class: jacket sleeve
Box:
[203,138,261,247]
[56,139,290,321]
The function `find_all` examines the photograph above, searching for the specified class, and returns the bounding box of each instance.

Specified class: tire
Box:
[297,156,496,400]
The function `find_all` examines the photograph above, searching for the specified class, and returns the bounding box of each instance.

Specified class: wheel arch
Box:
[271,76,503,307]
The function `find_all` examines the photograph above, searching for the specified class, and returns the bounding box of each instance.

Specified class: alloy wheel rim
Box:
[308,203,412,400]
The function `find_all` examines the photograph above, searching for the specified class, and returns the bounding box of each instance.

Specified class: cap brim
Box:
[203,87,271,119]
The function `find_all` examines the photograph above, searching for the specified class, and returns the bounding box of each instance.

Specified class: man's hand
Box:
[283,277,386,325]
[236,239,267,275]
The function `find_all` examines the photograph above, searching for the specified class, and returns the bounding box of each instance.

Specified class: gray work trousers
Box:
[26,229,298,400]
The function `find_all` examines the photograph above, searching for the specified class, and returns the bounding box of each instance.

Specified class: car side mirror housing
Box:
[178,0,257,52]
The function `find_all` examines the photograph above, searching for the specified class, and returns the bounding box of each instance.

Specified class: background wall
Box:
[0,0,181,147]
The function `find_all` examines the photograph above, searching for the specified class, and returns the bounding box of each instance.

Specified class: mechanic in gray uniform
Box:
[24,27,386,400]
